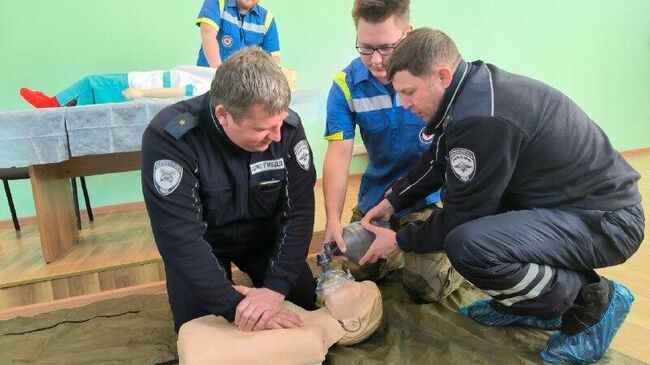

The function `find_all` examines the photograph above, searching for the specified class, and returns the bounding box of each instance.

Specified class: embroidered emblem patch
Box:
[294,140,311,171]
[449,148,476,183]
[222,35,233,48]
[153,159,183,196]
[250,158,285,175]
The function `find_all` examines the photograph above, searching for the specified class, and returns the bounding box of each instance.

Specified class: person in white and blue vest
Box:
[196,0,280,68]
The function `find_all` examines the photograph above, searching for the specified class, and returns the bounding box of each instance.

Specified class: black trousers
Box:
[166,231,316,332]
[444,203,644,318]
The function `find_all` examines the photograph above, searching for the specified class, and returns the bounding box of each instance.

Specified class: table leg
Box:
[29,163,79,263]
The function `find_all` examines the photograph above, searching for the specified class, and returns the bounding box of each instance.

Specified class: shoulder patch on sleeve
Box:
[164,113,198,140]
[283,109,300,127]
[293,140,311,171]
[153,159,183,196]
[449,148,476,183]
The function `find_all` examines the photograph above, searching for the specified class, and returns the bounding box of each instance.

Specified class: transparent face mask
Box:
[315,268,355,300]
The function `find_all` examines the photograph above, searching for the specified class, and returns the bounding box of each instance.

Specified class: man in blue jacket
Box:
[323,0,463,303]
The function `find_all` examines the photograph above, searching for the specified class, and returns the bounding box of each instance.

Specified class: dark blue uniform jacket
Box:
[141,93,315,322]
[387,60,641,253]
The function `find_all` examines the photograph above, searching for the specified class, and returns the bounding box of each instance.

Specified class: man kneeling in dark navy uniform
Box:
[359,28,644,364]
[141,47,317,333]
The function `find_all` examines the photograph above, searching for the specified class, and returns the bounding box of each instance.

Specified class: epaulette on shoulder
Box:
[283,109,300,127]
[164,112,198,140]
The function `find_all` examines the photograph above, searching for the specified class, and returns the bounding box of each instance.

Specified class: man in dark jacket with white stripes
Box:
[359,27,644,364]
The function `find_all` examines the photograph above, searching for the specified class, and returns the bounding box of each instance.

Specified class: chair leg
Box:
[71,177,82,230]
[3,179,20,231]
[79,176,93,221]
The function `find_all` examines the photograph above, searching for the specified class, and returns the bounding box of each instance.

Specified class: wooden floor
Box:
[0,205,164,309]
[0,151,648,362]
[0,179,351,313]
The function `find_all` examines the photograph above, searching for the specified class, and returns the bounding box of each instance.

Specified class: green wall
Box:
[1,0,649,220]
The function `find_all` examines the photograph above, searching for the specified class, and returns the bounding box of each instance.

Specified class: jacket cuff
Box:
[386,191,405,212]
[263,276,292,298]
[396,224,416,253]
[221,291,245,323]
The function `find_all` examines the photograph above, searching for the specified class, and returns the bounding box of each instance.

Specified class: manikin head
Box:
[320,274,383,345]
[326,280,383,345]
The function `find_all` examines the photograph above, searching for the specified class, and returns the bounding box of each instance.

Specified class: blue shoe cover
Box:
[459,299,561,330]
[541,282,634,364]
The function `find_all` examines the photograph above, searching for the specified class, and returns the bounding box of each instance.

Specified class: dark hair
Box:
[387,27,460,80]
[352,0,410,27]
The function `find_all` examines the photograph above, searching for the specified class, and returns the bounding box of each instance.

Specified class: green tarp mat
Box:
[0,295,177,365]
[0,271,645,364]
[327,272,645,364]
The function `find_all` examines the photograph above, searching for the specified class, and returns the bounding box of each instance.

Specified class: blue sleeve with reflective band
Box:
[325,82,356,140]
[197,0,221,29]
[262,18,280,54]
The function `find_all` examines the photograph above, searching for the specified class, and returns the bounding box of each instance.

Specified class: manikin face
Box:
[237,0,259,12]
[324,280,383,345]
[216,104,287,152]
[356,15,410,83]
[393,69,447,122]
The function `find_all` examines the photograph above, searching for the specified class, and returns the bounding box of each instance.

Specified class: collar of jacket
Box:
[202,95,248,153]
[425,59,470,135]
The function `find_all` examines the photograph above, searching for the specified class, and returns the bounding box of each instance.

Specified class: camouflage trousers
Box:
[343,205,465,303]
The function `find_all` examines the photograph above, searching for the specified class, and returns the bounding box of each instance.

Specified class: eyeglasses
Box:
[355,29,407,56]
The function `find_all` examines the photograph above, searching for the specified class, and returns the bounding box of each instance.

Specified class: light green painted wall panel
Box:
[0,0,648,219]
